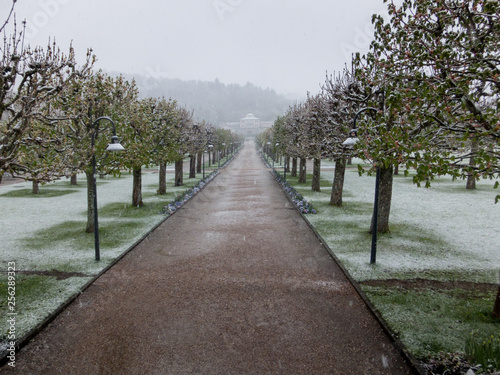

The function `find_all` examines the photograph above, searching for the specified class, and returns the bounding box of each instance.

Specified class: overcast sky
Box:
[2,0,387,97]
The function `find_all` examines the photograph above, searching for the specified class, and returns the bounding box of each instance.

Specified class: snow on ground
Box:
[0,171,168,274]
[296,167,499,282]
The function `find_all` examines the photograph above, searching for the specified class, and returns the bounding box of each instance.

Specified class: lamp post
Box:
[344,107,380,264]
[90,116,125,261]
[205,145,213,179]
[274,142,279,169]
[202,149,205,179]
[284,156,287,181]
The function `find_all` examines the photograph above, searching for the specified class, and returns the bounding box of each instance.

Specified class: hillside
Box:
[120,73,293,125]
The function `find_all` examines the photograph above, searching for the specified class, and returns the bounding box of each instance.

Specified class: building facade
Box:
[219,113,273,138]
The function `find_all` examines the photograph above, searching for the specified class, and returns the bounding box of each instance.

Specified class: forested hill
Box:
[120,73,294,125]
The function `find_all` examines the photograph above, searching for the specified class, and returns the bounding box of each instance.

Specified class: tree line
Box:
[259,0,499,231]
[0,13,242,233]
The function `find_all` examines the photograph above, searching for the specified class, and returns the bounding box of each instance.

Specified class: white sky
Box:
[2,0,386,96]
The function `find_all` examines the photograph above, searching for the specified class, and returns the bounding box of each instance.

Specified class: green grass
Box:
[0,273,92,342]
[22,219,147,252]
[362,286,499,359]
[1,188,81,198]
[465,331,500,370]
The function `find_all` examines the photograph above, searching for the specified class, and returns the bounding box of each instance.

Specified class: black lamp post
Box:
[205,145,213,179]
[344,107,380,264]
[274,142,279,169]
[284,156,287,182]
[90,116,124,261]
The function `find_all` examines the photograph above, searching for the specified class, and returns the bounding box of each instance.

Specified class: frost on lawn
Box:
[300,169,499,283]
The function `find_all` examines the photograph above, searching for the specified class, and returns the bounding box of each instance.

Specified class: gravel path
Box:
[1,141,414,374]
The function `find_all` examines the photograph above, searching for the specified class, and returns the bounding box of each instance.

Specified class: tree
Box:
[359,0,499,314]
[282,103,309,183]
[173,107,194,187]
[150,98,180,195]
[120,96,155,208]
[50,71,136,232]
[302,93,331,192]
[364,0,499,199]
[322,69,365,206]
[15,117,73,193]
[0,23,93,183]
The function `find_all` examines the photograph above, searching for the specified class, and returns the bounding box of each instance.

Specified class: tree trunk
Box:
[466,140,478,190]
[32,181,40,194]
[285,156,290,173]
[85,170,95,233]
[208,151,211,167]
[189,155,196,178]
[132,166,143,207]
[175,159,183,186]
[299,158,307,183]
[158,162,167,195]
[291,157,297,177]
[312,158,321,192]
[493,272,500,318]
[330,158,346,206]
[466,172,476,190]
[197,151,202,174]
[370,165,393,234]
[0,171,3,185]
[394,163,399,175]
[70,173,77,185]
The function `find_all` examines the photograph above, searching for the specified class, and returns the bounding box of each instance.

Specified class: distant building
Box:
[219,113,273,137]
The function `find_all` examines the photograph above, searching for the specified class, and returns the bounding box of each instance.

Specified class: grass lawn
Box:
[273,161,499,371]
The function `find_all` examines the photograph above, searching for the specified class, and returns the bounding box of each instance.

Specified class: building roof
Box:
[241,113,259,121]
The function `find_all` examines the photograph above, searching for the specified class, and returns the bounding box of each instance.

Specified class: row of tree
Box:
[259,0,499,235]
[0,13,241,233]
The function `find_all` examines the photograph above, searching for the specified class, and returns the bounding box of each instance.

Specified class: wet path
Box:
[2,141,413,374]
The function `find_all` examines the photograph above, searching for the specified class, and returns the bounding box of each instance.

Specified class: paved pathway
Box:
[1,141,414,374]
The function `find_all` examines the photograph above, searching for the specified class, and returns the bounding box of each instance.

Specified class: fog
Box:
[2,0,386,97]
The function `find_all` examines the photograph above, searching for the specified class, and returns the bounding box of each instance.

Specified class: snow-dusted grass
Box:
[278,164,499,361]
[0,166,212,348]
[290,168,499,283]
[364,285,498,359]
